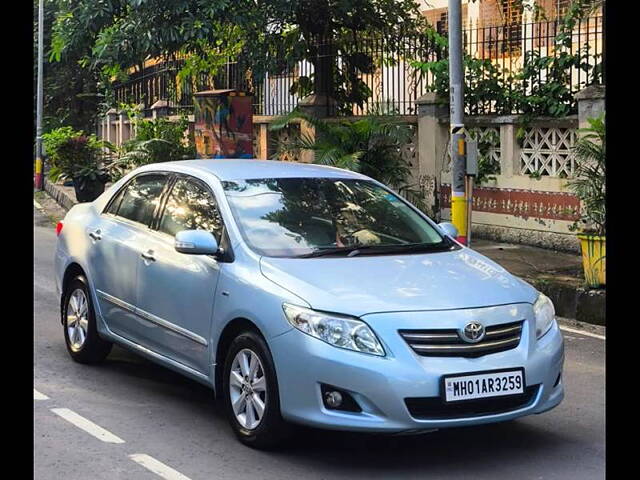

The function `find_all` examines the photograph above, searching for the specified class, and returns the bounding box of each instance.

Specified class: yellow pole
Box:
[451,137,467,244]
[35,157,43,190]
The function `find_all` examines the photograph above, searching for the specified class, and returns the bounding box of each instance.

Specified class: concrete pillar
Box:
[259,124,268,159]
[416,92,450,219]
[499,117,521,178]
[105,108,118,146]
[576,85,605,129]
[120,113,132,144]
[117,112,126,146]
[150,99,170,119]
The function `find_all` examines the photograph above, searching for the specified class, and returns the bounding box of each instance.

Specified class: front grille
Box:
[399,320,524,358]
[405,385,539,420]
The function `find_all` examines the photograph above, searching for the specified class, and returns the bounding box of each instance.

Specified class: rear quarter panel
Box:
[54,201,108,323]
[55,174,133,303]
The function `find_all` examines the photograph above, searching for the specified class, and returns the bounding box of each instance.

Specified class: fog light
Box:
[554,373,562,387]
[324,390,343,408]
[320,384,362,412]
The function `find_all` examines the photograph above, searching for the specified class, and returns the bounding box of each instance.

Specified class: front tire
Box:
[222,331,292,449]
[62,276,112,364]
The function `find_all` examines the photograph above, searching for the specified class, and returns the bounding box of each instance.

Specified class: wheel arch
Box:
[60,262,88,323]
[214,317,265,395]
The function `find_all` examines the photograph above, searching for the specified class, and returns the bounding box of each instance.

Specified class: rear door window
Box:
[104,186,127,215]
[113,174,167,226]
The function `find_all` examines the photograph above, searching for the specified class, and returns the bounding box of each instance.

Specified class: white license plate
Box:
[443,368,525,403]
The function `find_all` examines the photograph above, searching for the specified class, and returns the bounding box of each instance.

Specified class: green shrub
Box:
[108,115,196,181]
[42,127,106,182]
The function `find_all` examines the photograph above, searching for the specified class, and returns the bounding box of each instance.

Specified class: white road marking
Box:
[559,326,605,340]
[51,408,125,444]
[129,454,192,480]
[34,389,49,400]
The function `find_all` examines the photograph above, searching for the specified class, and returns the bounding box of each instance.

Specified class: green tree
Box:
[35,0,102,133]
[49,0,427,113]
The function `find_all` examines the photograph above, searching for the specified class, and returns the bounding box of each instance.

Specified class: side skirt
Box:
[99,324,215,390]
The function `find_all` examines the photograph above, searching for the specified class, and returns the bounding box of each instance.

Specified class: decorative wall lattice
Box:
[468,127,501,166]
[520,127,577,178]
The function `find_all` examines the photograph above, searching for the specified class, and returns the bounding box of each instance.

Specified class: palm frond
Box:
[567,114,605,235]
[270,111,424,211]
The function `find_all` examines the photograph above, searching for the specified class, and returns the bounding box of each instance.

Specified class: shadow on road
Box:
[91,345,570,476]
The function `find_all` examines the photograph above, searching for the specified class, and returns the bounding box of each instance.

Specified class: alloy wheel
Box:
[66,288,89,352]
[229,348,267,430]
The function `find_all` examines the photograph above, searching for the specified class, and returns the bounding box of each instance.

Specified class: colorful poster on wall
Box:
[194,89,253,159]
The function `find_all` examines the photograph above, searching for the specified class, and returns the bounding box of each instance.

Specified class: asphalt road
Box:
[34,207,605,480]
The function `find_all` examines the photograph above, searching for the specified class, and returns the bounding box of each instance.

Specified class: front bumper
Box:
[269,303,564,433]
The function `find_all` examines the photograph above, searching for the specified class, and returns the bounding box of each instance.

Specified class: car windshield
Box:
[222,177,448,258]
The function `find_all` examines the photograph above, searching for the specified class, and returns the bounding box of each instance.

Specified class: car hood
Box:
[259,248,538,317]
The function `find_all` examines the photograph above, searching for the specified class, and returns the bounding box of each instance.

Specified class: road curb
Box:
[557,316,605,338]
[43,181,75,211]
[529,278,605,327]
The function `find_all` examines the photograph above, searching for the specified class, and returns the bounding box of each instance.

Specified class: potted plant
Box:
[43,127,110,202]
[567,114,605,288]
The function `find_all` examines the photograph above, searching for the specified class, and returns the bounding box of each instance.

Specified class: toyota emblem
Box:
[460,321,485,343]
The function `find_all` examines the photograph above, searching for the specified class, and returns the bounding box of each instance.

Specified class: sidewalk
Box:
[38,181,605,326]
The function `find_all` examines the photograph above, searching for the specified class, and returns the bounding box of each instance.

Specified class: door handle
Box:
[141,250,156,262]
[89,229,102,241]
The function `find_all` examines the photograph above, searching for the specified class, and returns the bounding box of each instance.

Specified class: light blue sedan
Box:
[54,159,564,448]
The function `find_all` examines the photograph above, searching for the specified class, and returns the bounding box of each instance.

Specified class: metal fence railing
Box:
[113,15,603,117]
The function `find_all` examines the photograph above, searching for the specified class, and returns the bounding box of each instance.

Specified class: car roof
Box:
[141,159,370,182]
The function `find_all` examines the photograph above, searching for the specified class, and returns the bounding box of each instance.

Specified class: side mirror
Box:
[175,230,220,256]
[438,222,458,239]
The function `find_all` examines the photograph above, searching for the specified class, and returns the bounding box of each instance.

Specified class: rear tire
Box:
[62,276,112,364]
[222,331,292,449]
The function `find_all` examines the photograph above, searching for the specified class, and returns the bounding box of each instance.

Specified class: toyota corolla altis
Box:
[54,159,564,448]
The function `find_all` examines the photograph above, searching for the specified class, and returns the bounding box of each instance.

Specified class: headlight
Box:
[534,293,556,339]
[282,304,385,356]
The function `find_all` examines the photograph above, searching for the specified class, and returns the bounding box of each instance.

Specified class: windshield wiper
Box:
[297,245,366,258]
[346,241,454,257]
[298,239,454,258]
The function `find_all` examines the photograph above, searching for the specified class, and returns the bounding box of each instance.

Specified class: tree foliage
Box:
[35,0,103,133]
[48,0,427,112]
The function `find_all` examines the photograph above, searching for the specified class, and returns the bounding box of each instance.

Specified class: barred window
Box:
[479,0,524,58]
[423,5,469,36]
[535,0,601,19]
